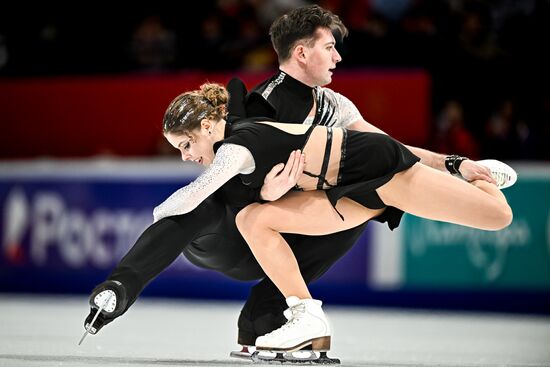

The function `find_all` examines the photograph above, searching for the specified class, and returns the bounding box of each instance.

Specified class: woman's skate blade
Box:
[230,346,340,364]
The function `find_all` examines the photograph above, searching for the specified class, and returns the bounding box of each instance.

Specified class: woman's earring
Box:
[208,130,212,135]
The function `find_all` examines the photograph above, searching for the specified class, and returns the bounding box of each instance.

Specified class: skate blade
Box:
[230,346,254,360]
[230,349,340,364]
[78,313,99,345]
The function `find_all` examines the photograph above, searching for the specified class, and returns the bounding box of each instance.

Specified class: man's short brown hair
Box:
[269,5,348,63]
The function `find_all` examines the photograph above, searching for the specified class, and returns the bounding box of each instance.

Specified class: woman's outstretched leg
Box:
[376,163,513,230]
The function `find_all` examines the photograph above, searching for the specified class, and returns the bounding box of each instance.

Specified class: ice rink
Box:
[0,294,549,367]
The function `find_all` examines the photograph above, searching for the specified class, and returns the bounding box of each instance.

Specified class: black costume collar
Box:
[277,70,314,99]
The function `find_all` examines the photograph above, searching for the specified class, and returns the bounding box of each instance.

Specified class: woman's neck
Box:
[213,119,227,142]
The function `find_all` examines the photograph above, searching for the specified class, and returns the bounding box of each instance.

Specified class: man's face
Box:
[164,129,215,166]
[303,28,342,86]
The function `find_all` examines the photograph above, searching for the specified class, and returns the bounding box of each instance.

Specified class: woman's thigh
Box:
[243,190,382,236]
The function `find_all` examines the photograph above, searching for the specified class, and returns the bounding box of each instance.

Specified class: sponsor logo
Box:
[2,187,27,264]
[408,219,531,281]
[2,187,152,269]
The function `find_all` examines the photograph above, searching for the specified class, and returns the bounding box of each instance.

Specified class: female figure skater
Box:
[156,82,515,352]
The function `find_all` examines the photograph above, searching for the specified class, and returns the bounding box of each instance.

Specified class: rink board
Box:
[0,160,549,313]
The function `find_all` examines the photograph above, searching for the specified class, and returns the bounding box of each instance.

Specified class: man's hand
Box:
[259,150,305,201]
[459,160,497,185]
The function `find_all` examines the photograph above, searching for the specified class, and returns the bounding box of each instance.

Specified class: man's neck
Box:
[279,64,315,88]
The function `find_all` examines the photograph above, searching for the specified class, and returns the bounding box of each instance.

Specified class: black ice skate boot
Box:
[237,307,287,347]
[231,307,288,359]
[79,280,128,344]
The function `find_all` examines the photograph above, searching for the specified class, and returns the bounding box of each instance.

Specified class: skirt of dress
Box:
[326,130,420,230]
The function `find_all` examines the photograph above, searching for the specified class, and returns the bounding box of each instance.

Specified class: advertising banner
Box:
[0,160,371,301]
[401,167,550,291]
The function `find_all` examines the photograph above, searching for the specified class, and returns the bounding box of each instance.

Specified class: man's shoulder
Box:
[250,73,285,100]
[245,74,281,118]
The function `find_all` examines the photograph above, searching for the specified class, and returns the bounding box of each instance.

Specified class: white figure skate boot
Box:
[255,296,331,352]
[477,159,517,189]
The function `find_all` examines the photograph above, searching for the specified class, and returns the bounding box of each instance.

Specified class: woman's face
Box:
[164,129,215,166]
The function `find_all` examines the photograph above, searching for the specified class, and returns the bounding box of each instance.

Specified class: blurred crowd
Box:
[1,0,548,160]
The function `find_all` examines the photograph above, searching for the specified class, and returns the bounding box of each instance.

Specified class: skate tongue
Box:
[286,297,323,308]
[303,298,323,307]
[285,296,301,307]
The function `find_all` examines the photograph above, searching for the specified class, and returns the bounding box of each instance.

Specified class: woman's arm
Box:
[153,144,254,222]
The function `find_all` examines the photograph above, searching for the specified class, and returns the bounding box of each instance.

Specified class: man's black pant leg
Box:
[106,195,236,315]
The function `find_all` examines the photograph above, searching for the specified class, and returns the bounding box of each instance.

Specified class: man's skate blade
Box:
[231,350,340,364]
[230,347,254,360]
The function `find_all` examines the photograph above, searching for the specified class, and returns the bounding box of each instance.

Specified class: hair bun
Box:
[200,83,229,107]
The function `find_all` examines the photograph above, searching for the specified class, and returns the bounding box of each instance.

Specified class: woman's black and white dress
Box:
[154,119,420,230]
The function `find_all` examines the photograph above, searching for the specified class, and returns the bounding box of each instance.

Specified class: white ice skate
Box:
[256,296,331,352]
[477,159,517,189]
[230,297,339,364]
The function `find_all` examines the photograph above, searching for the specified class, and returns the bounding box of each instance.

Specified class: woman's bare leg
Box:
[235,191,382,299]
[376,163,513,230]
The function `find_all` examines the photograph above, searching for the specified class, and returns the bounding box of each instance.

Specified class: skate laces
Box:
[476,159,517,189]
[264,303,306,337]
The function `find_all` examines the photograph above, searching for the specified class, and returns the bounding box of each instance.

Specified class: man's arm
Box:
[347,119,497,184]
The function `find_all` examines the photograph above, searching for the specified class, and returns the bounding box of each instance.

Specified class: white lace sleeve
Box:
[153,144,255,222]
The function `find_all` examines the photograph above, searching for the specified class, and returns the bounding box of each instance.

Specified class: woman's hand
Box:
[259,150,305,201]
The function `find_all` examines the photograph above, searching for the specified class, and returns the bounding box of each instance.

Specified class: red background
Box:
[0,70,430,159]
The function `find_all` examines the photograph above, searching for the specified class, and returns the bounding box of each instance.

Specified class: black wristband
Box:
[445,155,468,175]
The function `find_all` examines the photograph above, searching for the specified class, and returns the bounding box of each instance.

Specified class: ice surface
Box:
[0,294,549,367]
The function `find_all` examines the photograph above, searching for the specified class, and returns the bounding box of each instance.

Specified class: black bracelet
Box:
[445,155,468,175]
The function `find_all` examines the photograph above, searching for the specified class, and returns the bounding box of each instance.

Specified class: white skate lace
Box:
[492,170,509,187]
[263,303,306,338]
